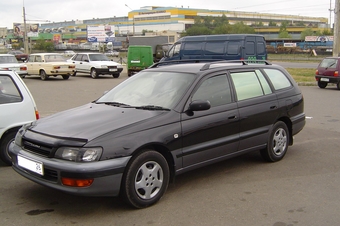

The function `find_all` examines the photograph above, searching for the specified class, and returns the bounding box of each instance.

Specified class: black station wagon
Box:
[9,60,305,208]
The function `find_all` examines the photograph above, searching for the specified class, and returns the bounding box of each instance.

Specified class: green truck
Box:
[127,45,154,77]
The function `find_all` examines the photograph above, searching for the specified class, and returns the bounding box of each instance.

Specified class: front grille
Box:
[22,139,53,157]
[108,66,117,69]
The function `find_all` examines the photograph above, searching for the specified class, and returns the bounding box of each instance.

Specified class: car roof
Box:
[0,54,16,57]
[147,60,274,74]
[29,53,62,56]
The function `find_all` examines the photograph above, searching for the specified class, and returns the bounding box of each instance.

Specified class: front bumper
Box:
[10,143,131,197]
[96,67,123,74]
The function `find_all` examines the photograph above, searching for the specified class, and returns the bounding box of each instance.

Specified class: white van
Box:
[0,70,39,165]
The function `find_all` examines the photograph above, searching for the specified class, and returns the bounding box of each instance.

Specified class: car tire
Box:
[90,68,97,79]
[318,81,327,88]
[260,121,289,162]
[337,83,340,90]
[0,131,16,166]
[72,71,77,77]
[112,73,120,78]
[121,149,170,208]
[62,75,70,80]
[40,70,48,80]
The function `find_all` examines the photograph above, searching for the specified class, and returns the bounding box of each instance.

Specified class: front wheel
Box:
[121,149,170,208]
[317,81,327,88]
[260,121,289,162]
[0,131,16,165]
[90,68,97,79]
[62,75,70,80]
[112,73,120,78]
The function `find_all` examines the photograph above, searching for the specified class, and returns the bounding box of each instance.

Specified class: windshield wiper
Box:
[135,105,170,111]
[96,101,131,107]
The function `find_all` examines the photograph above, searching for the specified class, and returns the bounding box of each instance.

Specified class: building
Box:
[4,6,329,46]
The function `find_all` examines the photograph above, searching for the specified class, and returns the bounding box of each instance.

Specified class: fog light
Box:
[61,177,94,187]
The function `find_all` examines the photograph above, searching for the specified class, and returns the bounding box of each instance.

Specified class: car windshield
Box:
[96,71,195,109]
[89,54,110,61]
[0,56,19,64]
[45,55,67,62]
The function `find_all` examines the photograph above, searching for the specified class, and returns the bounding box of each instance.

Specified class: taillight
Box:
[69,65,75,69]
[335,71,338,76]
[35,109,40,120]
[53,66,60,69]
[20,66,27,71]
[315,70,319,75]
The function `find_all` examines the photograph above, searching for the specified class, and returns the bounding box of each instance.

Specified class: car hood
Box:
[29,103,166,141]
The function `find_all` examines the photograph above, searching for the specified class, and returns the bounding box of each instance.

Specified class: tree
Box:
[230,22,255,34]
[268,21,277,26]
[278,31,292,38]
[184,26,212,36]
[300,28,315,39]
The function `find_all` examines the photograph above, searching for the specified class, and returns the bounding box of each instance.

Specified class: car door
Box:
[180,73,240,170]
[26,55,40,75]
[230,69,279,151]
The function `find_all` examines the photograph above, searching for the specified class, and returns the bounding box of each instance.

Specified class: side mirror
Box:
[188,100,211,112]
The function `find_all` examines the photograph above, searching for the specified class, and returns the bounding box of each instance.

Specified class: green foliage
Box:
[33,39,55,51]
[300,28,315,39]
[268,21,277,26]
[278,30,292,38]
[184,14,255,36]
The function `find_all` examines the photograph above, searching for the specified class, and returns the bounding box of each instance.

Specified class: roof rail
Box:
[149,59,271,70]
[200,60,271,71]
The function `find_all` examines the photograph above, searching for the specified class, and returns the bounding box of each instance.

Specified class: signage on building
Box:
[87,25,115,42]
[13,23,39,37]
[305,36,333,42]
[283,43,297,47]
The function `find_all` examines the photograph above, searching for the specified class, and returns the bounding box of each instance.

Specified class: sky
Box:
[0,0,332,28]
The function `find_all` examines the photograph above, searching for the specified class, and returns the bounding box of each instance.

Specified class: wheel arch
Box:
[0,126,21,141]
[126,143,176,183]
[277,116,293,145]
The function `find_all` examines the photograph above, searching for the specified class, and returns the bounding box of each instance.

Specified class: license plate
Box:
[18,155,44,175]
[109,68,117,72]
[320,78,329,82]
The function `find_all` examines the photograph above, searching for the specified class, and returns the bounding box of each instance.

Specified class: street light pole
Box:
[125,4,135,35]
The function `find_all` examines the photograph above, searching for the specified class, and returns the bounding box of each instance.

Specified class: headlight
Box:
[55,147,102,162]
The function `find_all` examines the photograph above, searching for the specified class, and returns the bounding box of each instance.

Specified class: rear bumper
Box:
[315,75,340,84]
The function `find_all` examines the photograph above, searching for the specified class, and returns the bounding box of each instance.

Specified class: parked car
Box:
[127,45,154,76]
[315,57,340,89]
[26,53,76,80]
[0,54,28,78]
[7,50,28,62]
[9,60,305,208]
[0,69,39,165]
[105,50,119,57]
[64,50,76,57]
[68,53,123,78]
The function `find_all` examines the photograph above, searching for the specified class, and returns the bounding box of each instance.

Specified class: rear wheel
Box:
[317,81,327,88]
[72,71,77,76]
[260,121,289,162]
[0,131,16,166]
[337,83,340,90]
[62,75,70,80]
[90,68,97,79]
[121,149,170,208]
[40,70,48,80]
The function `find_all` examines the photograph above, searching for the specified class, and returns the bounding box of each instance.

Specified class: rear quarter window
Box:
[0,75,23,104]
[264,69,292,90]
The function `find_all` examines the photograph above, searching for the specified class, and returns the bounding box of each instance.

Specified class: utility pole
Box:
[334,0,340,57]
[23,6,29,54]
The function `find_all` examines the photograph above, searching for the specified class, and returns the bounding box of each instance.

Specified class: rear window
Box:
[319,58,337,68]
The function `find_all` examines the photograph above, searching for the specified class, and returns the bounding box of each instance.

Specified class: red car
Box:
[7,50,28,62]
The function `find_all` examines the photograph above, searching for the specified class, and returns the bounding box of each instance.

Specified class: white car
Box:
[0,54,28,78]
[68,53,123,78]
[0,70,39,165]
